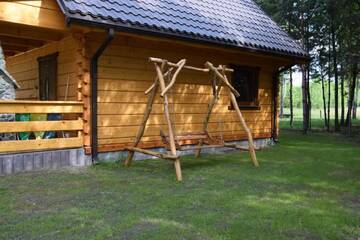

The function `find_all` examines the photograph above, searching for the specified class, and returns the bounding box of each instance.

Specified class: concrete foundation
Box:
[0,148,92,176]
[98,138,274,162]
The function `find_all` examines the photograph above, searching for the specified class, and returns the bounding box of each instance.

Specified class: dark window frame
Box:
[37,52,58,101]
[229,64,261,110]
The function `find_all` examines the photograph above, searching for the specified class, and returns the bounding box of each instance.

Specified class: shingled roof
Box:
[57,0,308,59]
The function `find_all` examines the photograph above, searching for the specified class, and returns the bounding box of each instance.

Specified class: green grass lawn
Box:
[280,108,360,130]
[0,131,359,240]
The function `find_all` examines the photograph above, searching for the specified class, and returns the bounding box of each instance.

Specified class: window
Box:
[38,53,58,100]
[230,65,260,110]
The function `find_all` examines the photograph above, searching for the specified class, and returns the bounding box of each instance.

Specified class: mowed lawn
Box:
[0,131,359,240]
[279,107,360,131]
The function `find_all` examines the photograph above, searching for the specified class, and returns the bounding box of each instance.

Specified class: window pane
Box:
[231,65,259,106]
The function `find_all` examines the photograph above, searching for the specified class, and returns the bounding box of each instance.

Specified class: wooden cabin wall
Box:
[6,36,78,101]
[88,34,285,152]
[0,0,66,31]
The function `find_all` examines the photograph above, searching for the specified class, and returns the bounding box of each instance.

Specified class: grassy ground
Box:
[0,131,359,240]
[280,108,360,130]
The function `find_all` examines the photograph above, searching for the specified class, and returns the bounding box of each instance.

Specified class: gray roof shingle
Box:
[57,0,308,58]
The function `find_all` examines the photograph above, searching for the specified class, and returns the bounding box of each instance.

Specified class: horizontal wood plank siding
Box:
[6,36,78,101]
[0,0,66,31]
[91,34,278,151]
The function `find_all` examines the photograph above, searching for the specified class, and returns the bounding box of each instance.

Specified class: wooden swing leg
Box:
[195,73,221,158]
[229,92,259,167]
[174,159,182,181]
[124,151,135,167]
[194,139,203,158]
[125,80,160,167]
[156,62,182,181]
[196,96,217,157]
[163,93,181,181]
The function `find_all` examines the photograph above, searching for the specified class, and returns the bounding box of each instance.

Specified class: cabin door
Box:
[38,53,58,100]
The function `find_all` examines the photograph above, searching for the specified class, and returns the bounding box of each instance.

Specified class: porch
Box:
[0,100,89,174]
[0,4,90,163]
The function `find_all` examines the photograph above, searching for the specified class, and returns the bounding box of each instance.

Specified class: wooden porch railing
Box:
[0,100,84,153]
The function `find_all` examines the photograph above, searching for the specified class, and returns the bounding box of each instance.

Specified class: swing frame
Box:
[125,57,259,181]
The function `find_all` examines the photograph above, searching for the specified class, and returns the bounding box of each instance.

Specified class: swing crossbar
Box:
[183,143,259,151]
[149,57,234,73]
[126,147,178,161]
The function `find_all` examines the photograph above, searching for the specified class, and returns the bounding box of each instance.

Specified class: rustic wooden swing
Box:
[124,57,259,181]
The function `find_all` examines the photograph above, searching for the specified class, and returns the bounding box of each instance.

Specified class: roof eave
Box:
[66,16,310,63]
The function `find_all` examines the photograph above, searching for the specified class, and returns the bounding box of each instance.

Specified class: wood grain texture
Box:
[0,119,83,133]
[88,33,277,149]
[98,132,272,152]
[0,0,67,31]
[0,100,83,113]
[6,36,78,101]
[0,137,83,153]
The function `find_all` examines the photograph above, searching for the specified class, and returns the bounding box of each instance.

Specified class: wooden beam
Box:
[149,57,234,73]
[1,44,29,53]
[185,145,225,151]
[126,147,178,160]
[124,77,160,166]
[195,72,221,157]
[205,62,240,97]
[0,35,45,48]
[0,21,65,42]
[4,50,18,57]
[0,1,67,31]
[160,59,186,97]
[155,62,182,181]
[229,92,259,167]
[223,143,260,151]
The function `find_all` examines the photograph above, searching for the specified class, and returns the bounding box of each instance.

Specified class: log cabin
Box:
[0,0,308,175]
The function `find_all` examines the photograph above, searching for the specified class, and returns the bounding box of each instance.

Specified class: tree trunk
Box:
[321,72,328,129]
[353,78,359,119]
[346,62,358,135]
[307,65,311,130]
[301,65,309,134]
[331,20,340,131]
[280,74,285,117]
[340,72,345,126]
[289,67,294,127]
[327,43,331,132]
